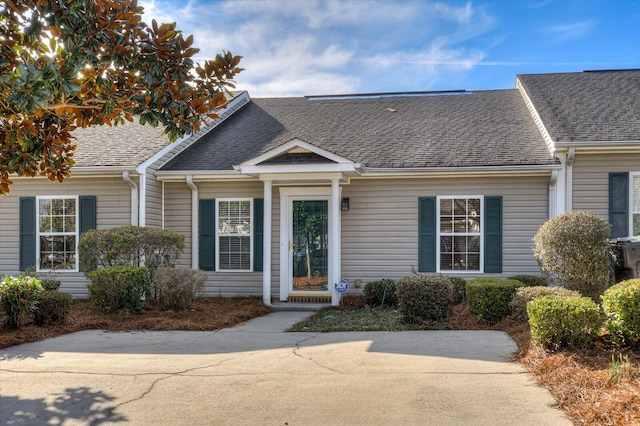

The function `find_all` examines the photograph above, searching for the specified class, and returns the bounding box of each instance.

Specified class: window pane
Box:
[64,198,76,215]
[454,199,467,215]
[453,254,466,270]
[468,236,481,253]
[454,216,467,232]
[468,254,480,270]
[440,199,453,215]
[51,199,64,215]
[440,236,452,253]
[39,199,51,216]
[52,216,64,233]
[634,214,640,236]
[40,217,51,233]
[440,254,453,271]
[440,217,452,233]
[64,216,76,232]
[468,199,481,216]
[453,236,467,252]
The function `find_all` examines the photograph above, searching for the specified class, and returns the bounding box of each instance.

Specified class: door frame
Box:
[279,187,334,300]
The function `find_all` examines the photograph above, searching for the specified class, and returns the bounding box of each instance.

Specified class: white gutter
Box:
[565,147,575,212]
[186,175,199,270]
[359,164,562,177]
[122,171,139,226]
[555,139,640,148]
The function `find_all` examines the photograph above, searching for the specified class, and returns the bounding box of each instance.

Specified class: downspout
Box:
[122,171,139,226]
[186,175,199,269]
[566,147,575,212]
[549,170,558,219]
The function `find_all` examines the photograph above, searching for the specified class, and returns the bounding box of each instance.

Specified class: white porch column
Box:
[330,179,341,306]
[186,175,199,270]
[263,180,272,306]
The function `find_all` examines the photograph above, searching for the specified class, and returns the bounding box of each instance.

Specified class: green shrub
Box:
[363,279,397,308]
[0,275,43,329]
[86,267,150,314]
[601,279,640,346]
[396,275,453,324]
[448,277,467,304]
[509,275,548,287]
[509,286,581,322]
[40,279,61,291]
[34,290,73,326]
[527,295,601,350]
[154,267,207,311]
[466,278,524,324]
[79,226,184,295]
[533,211,611,300]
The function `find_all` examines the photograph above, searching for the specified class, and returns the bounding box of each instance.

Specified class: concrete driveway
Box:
[0,311,571,425]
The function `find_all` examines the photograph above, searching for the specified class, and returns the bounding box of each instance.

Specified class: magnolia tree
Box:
[0,0,242,195]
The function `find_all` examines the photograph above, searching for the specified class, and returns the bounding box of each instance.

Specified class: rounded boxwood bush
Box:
[601,279,640,346]
[87,266,150,314]
[527,295,601,350]
[34,290,73,326]
[509,286,581,323]
[395,275,453,324]
[533,211,611,300]
[363,279,397,308]
[509,275,548,287]
[466,278,524,324]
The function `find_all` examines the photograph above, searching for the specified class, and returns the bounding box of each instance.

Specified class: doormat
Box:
[287,294,332,304]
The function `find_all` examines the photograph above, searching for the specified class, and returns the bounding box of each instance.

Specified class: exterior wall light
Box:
[341,197,350,211]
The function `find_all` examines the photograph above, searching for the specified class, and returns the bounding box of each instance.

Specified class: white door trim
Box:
[279,187,334,301]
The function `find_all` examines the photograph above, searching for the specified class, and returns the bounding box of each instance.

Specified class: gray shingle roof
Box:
[517,70,640,143]
[70,119,170,167]
[161,89,554,171]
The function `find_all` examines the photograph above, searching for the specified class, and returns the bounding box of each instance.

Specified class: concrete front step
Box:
[270,302,329,312]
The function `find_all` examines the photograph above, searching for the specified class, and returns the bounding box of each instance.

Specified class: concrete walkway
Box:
[0,311,572,425]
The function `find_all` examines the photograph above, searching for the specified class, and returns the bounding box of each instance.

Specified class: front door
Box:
[280,187,334,299]
[291,200,329,292]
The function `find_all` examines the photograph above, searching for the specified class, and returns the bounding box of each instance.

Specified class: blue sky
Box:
[139,0,640,97]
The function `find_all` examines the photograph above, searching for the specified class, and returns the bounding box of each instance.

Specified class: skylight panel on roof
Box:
[306,90,472,101]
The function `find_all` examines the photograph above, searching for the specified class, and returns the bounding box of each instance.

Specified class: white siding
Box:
[0,177,132,297]
[573,153,640,220]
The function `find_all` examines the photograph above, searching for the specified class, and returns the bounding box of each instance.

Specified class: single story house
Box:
[1,70,639,305]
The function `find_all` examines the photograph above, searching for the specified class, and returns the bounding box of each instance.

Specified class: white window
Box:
[36,196,79,272]
[437,196,483,272]
[631,173,640,236]
[216,199,253,271]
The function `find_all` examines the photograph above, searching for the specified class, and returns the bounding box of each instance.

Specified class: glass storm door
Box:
[291,200,329,292]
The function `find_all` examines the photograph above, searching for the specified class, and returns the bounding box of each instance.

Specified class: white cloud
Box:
[139,0,497,96]
[542,20,596,42]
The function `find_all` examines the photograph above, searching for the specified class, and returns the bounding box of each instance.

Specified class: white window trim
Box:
[436,195,484,274]
[35,195,80,273]
[215,198,254,272]
[630,173,640,237]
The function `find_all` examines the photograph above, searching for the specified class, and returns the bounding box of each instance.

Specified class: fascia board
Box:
[240,138,354,166]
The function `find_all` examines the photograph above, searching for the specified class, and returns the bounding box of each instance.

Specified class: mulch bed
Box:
[0,297,271,350]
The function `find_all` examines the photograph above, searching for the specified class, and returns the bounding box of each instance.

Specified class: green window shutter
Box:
[418,197,437,272]
[484,196,503,273]
[79,196,97,233]
[609,172,629,238]
[199,199,216,271]
[253,199,264,272]
[19,197,36,271]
